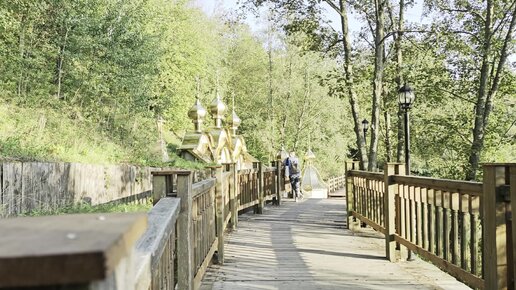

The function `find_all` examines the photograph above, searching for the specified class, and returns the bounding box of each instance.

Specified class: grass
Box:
[0,101,211,170]
[20,200,153,217]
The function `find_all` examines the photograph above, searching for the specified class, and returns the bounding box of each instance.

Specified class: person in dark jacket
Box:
[284,151,302,201]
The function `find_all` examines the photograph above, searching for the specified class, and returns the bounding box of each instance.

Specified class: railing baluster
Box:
[428,188,435,255]
[460,194,470,271]
[436,190,443,258]
[405,185,411,243]
[416,186,422,248]
[470,194,480,276]
[422,187,428,250]
[443,191,450,262]
[409,185,416,245]
[451,192,459,265]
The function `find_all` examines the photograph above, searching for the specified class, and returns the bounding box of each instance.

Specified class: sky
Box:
[193,0,430,35]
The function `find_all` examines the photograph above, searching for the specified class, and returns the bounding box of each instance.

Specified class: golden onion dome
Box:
[188,98,207,133]
[228,110,242,135]
[229,110,241,128]
[209,93,227,119]
[188,98,207,121]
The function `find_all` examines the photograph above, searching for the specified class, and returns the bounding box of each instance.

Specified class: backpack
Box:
[289,158,300,175]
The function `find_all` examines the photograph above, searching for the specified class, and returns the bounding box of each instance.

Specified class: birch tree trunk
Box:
[338,0,368,170]
[466,0,516,180]
[368,0,386,171]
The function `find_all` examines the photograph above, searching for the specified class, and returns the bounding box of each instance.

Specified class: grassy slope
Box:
[0,102,195,167]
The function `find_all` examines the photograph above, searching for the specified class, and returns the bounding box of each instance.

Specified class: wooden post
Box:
[483,164,508,290]
[229,163,238,229]
[394,164,408,260]
[177,171,194,290]
[384,163,402,262]
[152,174,166,205]
[276,159,282,205]
[345,161,359,230]
[257,162,265,214]
[214,166,224,265]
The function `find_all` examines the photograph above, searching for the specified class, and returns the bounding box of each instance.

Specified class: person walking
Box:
[284,151,302,201]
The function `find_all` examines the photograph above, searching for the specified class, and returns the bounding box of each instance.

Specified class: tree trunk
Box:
[56,26,70,100]
[466,0,516,180]
[293,78,310,151]
[384,111,391,162]
[280,58,293,147]
[17,17,26,98]
[339,0,368,170]
[267,28,275,160]
[368,0,386,171]
[157,116,169,162]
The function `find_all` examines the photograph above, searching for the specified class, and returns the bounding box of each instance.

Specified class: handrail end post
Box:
[345,161,357,230]
[230,163,238,229]
[384,163,399,262]
[215,166,225,265]
[257,162,265,214]
[482,163,513,290]
[176,171,194,290]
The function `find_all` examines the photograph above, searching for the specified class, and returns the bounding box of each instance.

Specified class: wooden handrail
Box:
[135,198,180,289]
[348,170,384,181]
[392,175,482,196]
[345,162,516,290]
[1,161,286,290]
[192,178,216,198]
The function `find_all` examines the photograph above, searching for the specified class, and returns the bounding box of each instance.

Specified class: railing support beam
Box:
[483,164,511,290]
[214,166,225,264]
[257,162,265,214]
[345,161,359,230]
[384,163,404,262]
[229,163,238,229]
[177,171,194,290]
[276,159,282,205]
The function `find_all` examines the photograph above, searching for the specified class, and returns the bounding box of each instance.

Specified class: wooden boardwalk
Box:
[201,196,472,290]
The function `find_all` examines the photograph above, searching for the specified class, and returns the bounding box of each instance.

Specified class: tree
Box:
[426,0,516,180]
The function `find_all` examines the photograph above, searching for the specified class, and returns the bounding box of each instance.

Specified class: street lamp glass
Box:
[398,84,415,108]
[361,119,369,131]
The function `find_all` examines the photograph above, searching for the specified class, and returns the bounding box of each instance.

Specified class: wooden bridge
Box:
[1,161,515,290]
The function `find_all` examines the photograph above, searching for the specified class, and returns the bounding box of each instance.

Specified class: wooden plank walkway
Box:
[201,196,472,290]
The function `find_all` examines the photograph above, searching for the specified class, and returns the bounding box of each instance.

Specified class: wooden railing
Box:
[135,197,180,290]
[1,161,287,290]
[348,170,385,231]
[327,174,347,197]
[346,161,516,290]
[263,166,277,199]
[238,168,259,210]
[191,178,217,287]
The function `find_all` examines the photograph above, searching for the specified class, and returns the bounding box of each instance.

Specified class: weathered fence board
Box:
[0,162,161,217]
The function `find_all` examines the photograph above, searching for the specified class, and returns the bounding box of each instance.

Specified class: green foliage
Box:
[20,200,152,216]
[1,0,512,181]
[0,102,138,163]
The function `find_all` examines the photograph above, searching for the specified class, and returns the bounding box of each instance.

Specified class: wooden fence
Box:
[327,174,346,197]
[0,161,213,217]
[346,161,516,290]
[1,161,286,290]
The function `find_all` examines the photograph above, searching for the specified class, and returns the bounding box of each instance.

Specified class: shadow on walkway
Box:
[201,198,472,290]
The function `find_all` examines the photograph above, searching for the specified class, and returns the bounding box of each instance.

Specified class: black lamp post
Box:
[398,84,415,175]
[361,119,369,145]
